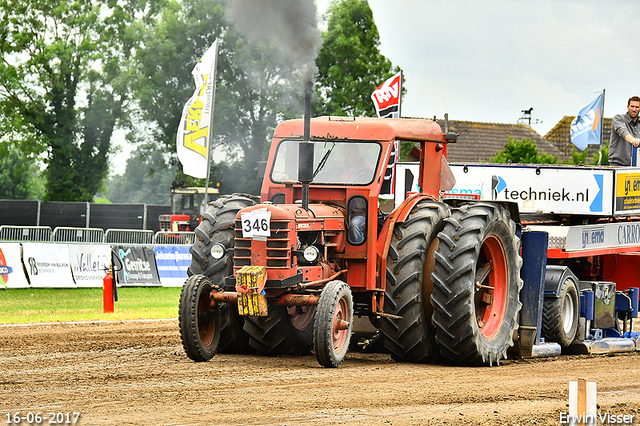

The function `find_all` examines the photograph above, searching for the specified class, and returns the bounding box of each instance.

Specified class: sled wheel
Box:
[379,200,450,363]
[188,193,258,354]
[178,275,220,362]
[314,280,354,368]
[431,203,523,366]
[243,305,315,356]
[542,275,579,349]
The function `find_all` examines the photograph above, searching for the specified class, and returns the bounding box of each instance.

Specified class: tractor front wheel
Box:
[314,280,354,368]
[188,193,258,354]
[178,275,221,362]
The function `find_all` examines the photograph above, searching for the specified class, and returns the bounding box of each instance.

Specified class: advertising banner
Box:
[68,245,112,288]
[176,40,219,179]
[0,243,30,289]
[114,245,161,286]
[394,163,614,216]
[154,246,191,287]
[613,169,640,215]
[22,243,75,288]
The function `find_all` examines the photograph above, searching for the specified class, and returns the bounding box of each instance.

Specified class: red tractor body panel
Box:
[236,116,451,312]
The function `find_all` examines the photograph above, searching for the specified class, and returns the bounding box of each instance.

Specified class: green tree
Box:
[0,142,45,199]
[0,0,142,201]
[315,0,400,117]
[130,0,301,195]
[491,136,558,164]
[563,142,610,166]
[106,144,177,204]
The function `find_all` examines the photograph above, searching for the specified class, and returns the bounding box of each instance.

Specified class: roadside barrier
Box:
[53,227,104,243]
[105,229,154,245]
[0,225,193,245]
[0,226,53,242]
[154,231,196,245]
[0,226,196,289]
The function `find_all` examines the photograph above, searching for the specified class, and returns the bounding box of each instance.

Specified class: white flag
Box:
[177,40,219,178]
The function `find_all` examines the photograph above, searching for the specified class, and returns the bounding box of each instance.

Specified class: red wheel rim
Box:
[287,306,316,331]
[475,235,508,339]
[198,290,215,346]
[332,297,349,352]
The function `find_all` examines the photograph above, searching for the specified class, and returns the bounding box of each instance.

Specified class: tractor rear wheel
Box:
[314,280,354,368]
[178,275,220,362]
[379,200,450,363]
[243,305,315,356]
[431,202,522,366]
[542,275,579,349]
[188,193,258,354]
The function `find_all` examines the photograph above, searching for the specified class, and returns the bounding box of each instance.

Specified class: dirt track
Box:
[1,320,640,426]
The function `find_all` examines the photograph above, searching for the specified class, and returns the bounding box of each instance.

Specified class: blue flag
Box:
[570,92,604,151]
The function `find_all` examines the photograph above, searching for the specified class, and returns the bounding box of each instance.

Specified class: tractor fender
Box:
[544,265,578,298]
[376,193,437,290]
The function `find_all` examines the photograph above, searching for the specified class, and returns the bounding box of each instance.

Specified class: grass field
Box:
[0,287,182,324]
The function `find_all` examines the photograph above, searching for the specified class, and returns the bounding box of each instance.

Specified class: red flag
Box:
[371,71,402,118]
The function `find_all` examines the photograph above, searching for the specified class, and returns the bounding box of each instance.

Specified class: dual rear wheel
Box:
[381,200,523,366]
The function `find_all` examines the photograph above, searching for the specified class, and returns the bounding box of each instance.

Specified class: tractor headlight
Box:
[211,243,226,260]
[303,245,320,263]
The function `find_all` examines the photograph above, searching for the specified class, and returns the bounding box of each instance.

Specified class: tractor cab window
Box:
[271,140,381,185]
[347,196,367,245]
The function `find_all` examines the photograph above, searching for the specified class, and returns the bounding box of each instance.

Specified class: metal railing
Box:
[105,229,154,245]
[0,226,53,242]
[0,225,193,246]
[52,227,105,243]
[154,231,196,245]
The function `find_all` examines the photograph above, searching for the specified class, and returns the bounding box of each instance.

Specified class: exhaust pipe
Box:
[298,80,313,210]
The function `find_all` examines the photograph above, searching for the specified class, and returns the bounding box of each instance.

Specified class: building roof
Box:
[438,119,568,163]
[544,116,612,157]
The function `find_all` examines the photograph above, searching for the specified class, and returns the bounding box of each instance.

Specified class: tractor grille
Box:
[234,219,292,268]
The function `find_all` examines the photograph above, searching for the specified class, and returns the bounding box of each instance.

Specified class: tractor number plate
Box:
[240,208,271,239]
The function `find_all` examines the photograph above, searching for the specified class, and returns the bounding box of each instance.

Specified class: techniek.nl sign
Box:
[449,165,611,215]
[394,163,614,216]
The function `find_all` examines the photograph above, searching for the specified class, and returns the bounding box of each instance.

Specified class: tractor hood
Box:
[237,203,345,233]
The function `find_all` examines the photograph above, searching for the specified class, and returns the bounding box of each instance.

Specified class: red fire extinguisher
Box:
[103,265,114,313]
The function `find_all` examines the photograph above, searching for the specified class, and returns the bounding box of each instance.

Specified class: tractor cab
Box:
[159,187,219,232]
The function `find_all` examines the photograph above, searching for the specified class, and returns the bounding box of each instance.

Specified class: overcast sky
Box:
[112,0,640,175]
[317,0,640,136]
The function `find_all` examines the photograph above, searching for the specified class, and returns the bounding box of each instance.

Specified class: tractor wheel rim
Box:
[476,235,508,339]
[563,287,576,334]
[332,298,349,352]
[198,292,215,346]
[288,305,316,331]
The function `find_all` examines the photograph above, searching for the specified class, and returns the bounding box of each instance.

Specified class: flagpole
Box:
[598,89,605,165]
[398,70,403,118]
[203,40,219,207]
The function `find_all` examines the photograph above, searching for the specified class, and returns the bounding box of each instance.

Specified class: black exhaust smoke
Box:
[224,0,322,210]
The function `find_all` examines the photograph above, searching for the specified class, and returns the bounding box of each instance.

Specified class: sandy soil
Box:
[1,320,639,426]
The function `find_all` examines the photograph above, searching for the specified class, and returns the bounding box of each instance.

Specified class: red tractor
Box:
[159,187,220,232]
[179,108,522,367]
